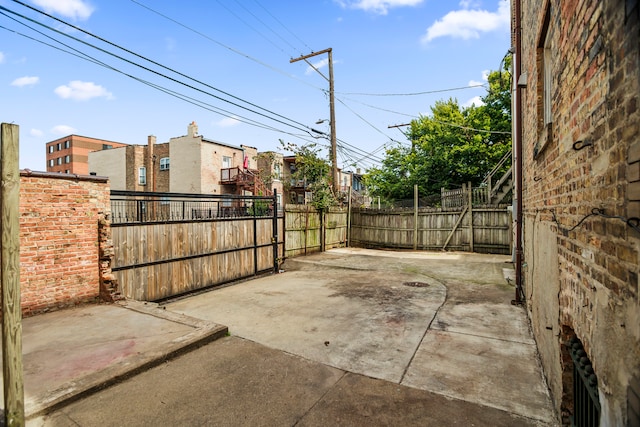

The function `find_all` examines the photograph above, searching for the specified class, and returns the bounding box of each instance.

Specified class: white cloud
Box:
[422,0,510,43]
[463,96,484,107]
[51,125,77,135]
[0,52,5,64]
[11,76,40,87]
[468,69,490,87]
[336,0,423,15]
[30,0,94,20]
[30,129,44,137]
[216,116,240,128]
[54,80,113,101]
[305,58,329,75]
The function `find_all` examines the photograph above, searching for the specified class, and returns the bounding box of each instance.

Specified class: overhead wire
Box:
[0,15,295,135]
[128,0,324,92]
[4,1,318,137]
[337,83,488,96]
[232,0,301,55]
[128,0,495,167]
[252,0,313,53]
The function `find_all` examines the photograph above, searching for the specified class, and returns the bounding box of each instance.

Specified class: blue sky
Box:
[0,0,510,171]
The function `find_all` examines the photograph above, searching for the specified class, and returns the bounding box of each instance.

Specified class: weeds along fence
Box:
[110,191,283,301]
[284,204,348,258]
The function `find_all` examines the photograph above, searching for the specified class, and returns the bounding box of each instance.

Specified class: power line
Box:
[126,0,400,165]
[5,1,317,136]
[214,0,287,55]
[252,0,312,53]
[232,0,300,55]
[129,0,325,91]
[0,17,289,135]
[337,84,488,97]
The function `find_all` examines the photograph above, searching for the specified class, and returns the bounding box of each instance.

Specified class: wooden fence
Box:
[349,206,512,254]
[111,191,283,301]
[284,205,348,258]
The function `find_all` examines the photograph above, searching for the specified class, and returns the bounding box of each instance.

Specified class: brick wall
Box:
[153,143,170,192]
[19,171,119,316]
[519,0,639,424]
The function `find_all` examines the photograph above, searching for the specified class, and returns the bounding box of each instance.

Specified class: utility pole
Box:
[290,48,339,195]
[1,123,25,426]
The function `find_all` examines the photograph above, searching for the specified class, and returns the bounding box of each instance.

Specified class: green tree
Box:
[365,60,512,203]
[280,140,337,210]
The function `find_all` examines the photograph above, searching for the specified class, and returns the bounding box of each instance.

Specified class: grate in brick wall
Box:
[570,336,600,427]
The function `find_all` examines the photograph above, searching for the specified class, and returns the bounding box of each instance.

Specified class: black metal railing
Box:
[110,190,279,224]
[569,336,600,427]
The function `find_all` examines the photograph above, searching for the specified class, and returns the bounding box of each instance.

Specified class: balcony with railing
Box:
[221,167,272,196]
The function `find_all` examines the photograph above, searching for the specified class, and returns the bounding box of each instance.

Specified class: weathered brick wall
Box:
[153,143,170,192]
[19,171,119,316]
[519,0,639,424]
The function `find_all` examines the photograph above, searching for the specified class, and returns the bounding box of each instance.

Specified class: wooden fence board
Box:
[350,207,510,254]
[113,212,281,301]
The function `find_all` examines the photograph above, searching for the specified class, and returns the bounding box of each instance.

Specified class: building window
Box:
[138,167,146,185]
[64,140,70,149]
[49,159,54,167]
[274,164,281,180]
[535,3,552,158]
[64,170,70,174]
[102,144,112,150]
[222,156,232,169]
[56,143,61,151]
[160,157,170,171]
[57,157,62,165]
[48,145,54,154]
[64,155,70,163]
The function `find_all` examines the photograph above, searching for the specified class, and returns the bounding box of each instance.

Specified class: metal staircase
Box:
[482,151,513,205]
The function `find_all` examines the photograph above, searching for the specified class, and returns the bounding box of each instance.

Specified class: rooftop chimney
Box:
[188,121,198,138]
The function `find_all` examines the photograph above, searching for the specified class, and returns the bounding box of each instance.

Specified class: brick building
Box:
[88,122,268,196]
[514,0,639,425]
[19,171,117,316]
[45,135,128,175]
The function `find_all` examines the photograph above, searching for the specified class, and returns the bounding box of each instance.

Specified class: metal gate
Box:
[110,190,282,301]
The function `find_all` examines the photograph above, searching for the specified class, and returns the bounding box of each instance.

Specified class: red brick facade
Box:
[46,135,128,175]
[19,171,119,316]
[517,0,639,424]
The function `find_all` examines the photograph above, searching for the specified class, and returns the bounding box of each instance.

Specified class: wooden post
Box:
[1,123,25,426]
[468,181,474,252]
[320,209,325,252]
[347,187,352,248]
[413,184,418,250]
[272,190,278,273]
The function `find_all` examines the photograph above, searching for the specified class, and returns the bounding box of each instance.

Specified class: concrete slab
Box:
[300,372,549,427]
[167,268,446,383]
[31,337,345,427]
[432,302,535,344]
[1,301,227,418]
[402,330,555,424]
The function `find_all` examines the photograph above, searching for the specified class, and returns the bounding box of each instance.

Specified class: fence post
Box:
[347,187,352,248]
[468,181,474,252]
[1,123,25,426]
[253,198,258,275]
[320,208,325,252]
[272,189,278,273]
[413,184,418,250]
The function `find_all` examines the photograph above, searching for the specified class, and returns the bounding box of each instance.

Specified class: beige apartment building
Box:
[89,122,273,197]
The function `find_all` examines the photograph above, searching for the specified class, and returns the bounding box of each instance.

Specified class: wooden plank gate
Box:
[110,190,283,301]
